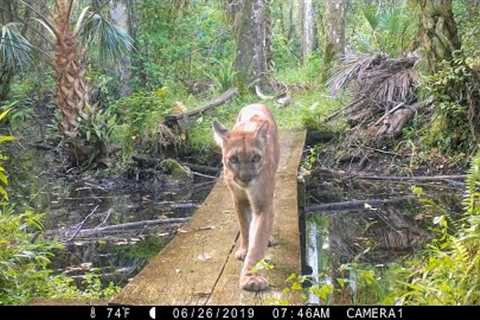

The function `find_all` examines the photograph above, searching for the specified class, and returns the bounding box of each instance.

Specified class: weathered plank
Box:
[112,130,306,305]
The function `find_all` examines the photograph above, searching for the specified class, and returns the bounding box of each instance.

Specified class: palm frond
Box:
[79,12,134,65]
[329,52,418,106]
[362,5,379,31]
[0,23,33,72]
[327,52,420,142]
[33,18,57,40]
[73,6,91,35]
[328,53,383,96]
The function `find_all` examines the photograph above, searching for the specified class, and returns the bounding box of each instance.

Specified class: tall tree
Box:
[111,0,133,96]
[11,0,133,138]
[52,0,89,138]
[299,0,316,62]
[234,0,272,92]
[324,0,345,78]
[417,0,460,73]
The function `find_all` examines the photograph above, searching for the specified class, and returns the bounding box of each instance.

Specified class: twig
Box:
[95,208,113,228]
[255,85,275,100]
[83,182,107,191]
[164,87,239,122]
[191,171,217,179]
[181,162,219,175]
[67,205,99,242]
[304,196,415,215]
[160,203,200,210]
[323,104,351,122]
[354,144,402,156]
[373,102,406,126]
[316,167,466,182]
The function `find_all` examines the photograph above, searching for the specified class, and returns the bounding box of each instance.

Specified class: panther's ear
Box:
[212,120,229,147]
[255,121,269,145]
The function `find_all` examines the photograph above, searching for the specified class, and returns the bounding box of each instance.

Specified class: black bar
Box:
[0,305,479,320]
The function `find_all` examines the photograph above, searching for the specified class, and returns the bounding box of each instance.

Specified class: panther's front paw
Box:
[235,247,247,261]
[239,274,268,291]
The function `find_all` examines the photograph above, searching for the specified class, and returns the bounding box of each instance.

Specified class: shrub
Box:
[420,52,478,154]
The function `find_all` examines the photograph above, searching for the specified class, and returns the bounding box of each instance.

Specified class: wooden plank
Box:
[112,130,306,305]
[111,179,238,305]
[207,130,306,305]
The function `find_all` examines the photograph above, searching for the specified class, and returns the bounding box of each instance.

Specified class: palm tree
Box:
[2,0,132,138]
[0,22,33,100]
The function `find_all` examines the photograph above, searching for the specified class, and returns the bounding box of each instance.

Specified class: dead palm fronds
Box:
[328,52,420,143]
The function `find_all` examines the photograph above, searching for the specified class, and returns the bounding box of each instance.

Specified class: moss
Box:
[160,159,192,180]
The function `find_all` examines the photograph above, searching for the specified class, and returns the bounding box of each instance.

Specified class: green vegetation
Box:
[0,207,120,304]
[1,0,480,305]
[1,107,118,304]
[312,153,480,304]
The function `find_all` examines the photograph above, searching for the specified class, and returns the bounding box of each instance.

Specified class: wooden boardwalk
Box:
[112,130,306,305]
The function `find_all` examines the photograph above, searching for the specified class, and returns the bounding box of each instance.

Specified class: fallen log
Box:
[50,217,191,240]
[304,196,416,215]
[164,87,239,123]
[74,217,190,237]
[370,101,424,139]
[316,167,466,182]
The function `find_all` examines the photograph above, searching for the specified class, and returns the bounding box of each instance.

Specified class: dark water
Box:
[302,169,464,303]
[7,146,214,287]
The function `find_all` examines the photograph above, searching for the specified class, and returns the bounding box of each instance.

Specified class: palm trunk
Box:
[0,70,13,101]
[53,0,89,138]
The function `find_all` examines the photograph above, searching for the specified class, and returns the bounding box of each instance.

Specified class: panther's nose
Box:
[241,177,252,184]
[236,176,252,186]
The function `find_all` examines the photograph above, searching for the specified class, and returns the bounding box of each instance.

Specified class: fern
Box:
[394,152,480,304]
[324,153,480,304]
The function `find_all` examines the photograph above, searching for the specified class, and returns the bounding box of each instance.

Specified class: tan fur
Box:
[213,104,279,291]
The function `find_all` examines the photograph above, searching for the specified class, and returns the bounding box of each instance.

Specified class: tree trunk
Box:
[111,0,132,96]
[417,0,460,73]
[324,0,345,79]
[0,71,13,102]
[287,0,296,42]
[234,0,272,91]
[299,0,316,62]
[54,0,89,138]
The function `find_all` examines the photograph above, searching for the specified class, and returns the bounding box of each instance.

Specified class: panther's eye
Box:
[229,155,239,164]
[251,154,261,163]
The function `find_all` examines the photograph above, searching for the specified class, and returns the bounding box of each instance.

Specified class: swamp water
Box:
[7,137,465,300]
[302,170,464,304]
[7,147,214,287]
